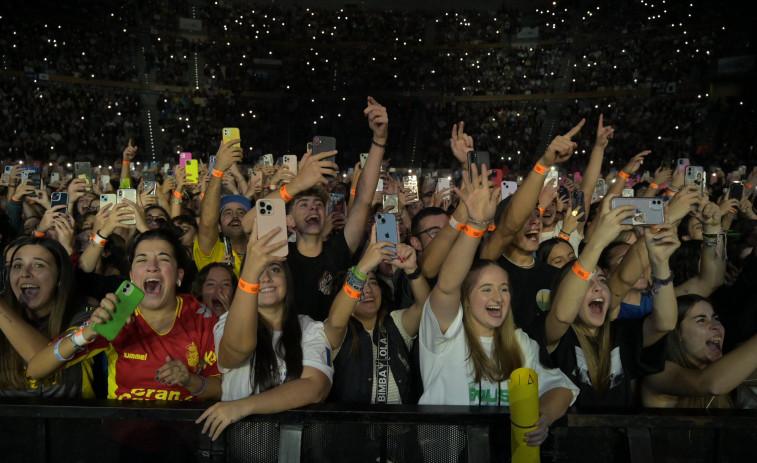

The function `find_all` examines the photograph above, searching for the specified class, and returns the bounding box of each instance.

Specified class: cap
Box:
[220,194,251,213]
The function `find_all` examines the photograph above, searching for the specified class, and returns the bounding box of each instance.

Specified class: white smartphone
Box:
[501,180,518,200]
[117,189,138,225]
[282,154,298,175]
[360,153,369,168]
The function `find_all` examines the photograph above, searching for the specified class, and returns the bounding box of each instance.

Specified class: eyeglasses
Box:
[415,226,441,240]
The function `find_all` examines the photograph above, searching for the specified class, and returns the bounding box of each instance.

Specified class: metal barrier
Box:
[1,398,756,463]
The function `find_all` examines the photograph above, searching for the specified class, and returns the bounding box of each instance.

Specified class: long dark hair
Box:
[346,271,392,358]
[0,238,77,389]
[252,262,303,393]
[191,263,238,302]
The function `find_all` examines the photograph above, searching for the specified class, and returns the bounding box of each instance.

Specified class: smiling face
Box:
[202,266,234,316]
[512,209,543,253]
[541,201,557,227]
[10,244,59,318]
[465,265,511,337]
[547,241,576,268]
[129,238,183,311]
[679,301,724,368]
[576,268,611,332]
[354,271,382,321]
[257,262,287,309]
[290,196,326,236]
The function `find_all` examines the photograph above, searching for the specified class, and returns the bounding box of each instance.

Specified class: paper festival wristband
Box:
[533,162,547,175]
[238,279,260,294]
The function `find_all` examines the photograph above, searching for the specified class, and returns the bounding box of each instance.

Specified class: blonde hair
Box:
[461,260,524,383]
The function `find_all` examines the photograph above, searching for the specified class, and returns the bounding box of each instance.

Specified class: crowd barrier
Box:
[1,398,756,462]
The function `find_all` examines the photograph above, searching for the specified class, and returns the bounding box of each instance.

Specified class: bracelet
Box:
[571,260,594,281]
[668,184,681,192]
[649,182,659,190]
[173,190,183,199]
[343,282,363,299]
[269,184,278,191]
[557,232,571,241]
[467,218,491,227]
[34,230,46,238]
[405,267,422,281]
[350,189,356,196]
[533,162,547,175]
[238,278,260,294]
[463,225,486,239]
[448,216,466,231]
[349,266,368,281]
[192,375,208,396]
[54,338,75,362]
[371,139,386,149]
[122,160,130,165]
[91,232,107,247]
[11,196,22,202]
[212,169,224,178]
[650,271,675,297]
[70,327,93,349]
[618,171,630,180]
[279,184,293,202]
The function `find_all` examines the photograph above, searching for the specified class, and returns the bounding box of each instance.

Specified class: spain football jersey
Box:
[67,294,220,401]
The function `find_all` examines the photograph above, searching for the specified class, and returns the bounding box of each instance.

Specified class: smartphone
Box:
[360,153,369,169]
[685,166,706,195]
[256,199,288,257]
[312,136,336,181]
[206,155,216,173]
[117,189,138,225]
[49,171,60,183]
[571,190,586,222]
[729,182,744,200]
[375,213,398,253]
[178,153,191,168]
[3,166,12,175]
[544,168,559,188]
[436,177,451,195]
[558,185,570,201]
[92,280,145,341]
[611,197,665,226]
[403,175,419,201]
[50,192,69,214]
[75,162,93,190]
[28,172,41,190]
[143,171,156,182]
[329,193,346,214]
[282,154,298,176]
[376,178,384,192]
[622,188,635,198]
[185,159,199,184]
[100,193,117,211]
[250,170,262,185]
[222,236,233,256]
[677,158,690,173]
[222,127,241,148]
[144,180,158,195]
[100,174,111,189]
[642,170,652,182]
[467,151,490,180]
[501,180,518,200]
[260,154,274,167]
[0,173,8,187]
[383,194,399,213]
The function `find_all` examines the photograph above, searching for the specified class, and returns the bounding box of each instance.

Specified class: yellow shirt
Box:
[193,236,243,276]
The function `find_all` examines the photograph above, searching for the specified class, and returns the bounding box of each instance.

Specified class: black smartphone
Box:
[729,182,744,200]
[467,151,490,181]
[558,186,570,201]
[571,190,586,222]
[312,136,336,181]
[50,192,69,214]
[222,236,233,256]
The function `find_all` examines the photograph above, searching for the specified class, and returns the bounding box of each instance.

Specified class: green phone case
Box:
[92,281,144,341]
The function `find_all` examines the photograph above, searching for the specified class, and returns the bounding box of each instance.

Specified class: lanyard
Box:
[478,380,502,406]
[374,326,389,404]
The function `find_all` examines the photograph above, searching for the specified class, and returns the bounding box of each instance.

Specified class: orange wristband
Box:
[557,232,570,241]
[572,260,593,281]
[34,230,47,238]
[280,184,293,202]
[649,182,659,190]
[538,206,546,215]
[618,171,630,180]
[122,160,130,165]
[173,190,183,199]
[533,162,547,175]
[350,189,356,196]
[212,169,224,178]
[10,196,22,202]
[463,225,486,239]
[238,279,260,294]
[343,283,362,299]
[747,183,754,190]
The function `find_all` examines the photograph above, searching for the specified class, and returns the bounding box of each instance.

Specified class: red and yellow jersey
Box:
[69,294,220,401]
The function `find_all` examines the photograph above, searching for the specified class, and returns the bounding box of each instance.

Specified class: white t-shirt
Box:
[418,297,579,406]
[540,220,582,255]
[214,312,335,401]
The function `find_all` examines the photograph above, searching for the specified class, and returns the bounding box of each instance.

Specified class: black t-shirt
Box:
[288,231,352,321]
[532,318,666,409]
[496,256,558,331]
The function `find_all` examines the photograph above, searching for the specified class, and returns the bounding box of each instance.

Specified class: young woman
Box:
[26,228,221,401]
[0,237,93,397]
[642,295,757,408]
[420,166,577,447]
[192,263,237,317]
[537,237,576,269]
[543,197,678,408]
[196,223,333,441]
[325,236,429,404]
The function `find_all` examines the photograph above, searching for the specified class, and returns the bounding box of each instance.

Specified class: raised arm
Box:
[343,97,388,254]
[641,166,672,198]
[481,119,585,260]
[197,140,243,255]
[121,139,137,185]
[675,201,726,297]
[78,203,134,273]
[605,151,650,199]
[217,222,287,369]
[431,165,499,334]
[641,221,680,347]
[418,199,467,279]
[546,197,634,347]
[324,231,395,349]
[578,115,614,217]
[395,244,431,337]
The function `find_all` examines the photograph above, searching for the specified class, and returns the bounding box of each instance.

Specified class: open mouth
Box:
[305,214,320,225]
[144,278,163,297]
[259,286,277,294]
[20,283,40,299]
[228,220,241,227]
[525,230,540,241]
[706,337,723,354]
[588,298,605,315]
[485,305,503,318]
[211,299,225,311]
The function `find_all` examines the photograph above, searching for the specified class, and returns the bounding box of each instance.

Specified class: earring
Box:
[177,279,182,287]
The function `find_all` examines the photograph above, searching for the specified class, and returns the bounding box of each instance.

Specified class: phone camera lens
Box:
[266,205,272,211]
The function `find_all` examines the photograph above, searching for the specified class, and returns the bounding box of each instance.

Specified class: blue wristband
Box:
[192,375,208,396]
[54,337,75,362]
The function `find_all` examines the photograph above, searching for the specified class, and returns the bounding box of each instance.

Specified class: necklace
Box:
[503,253,535,269]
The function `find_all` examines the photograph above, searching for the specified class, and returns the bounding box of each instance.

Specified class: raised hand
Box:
[357,226,397,274]
[450,121,475,165]
[667,185,701,223]
[590,195,635,248]
[364,96,388,140]
[290,151,338,191]
[240,221,288,282]
[621,151,651,176]
[652,166,672,186]
[214,139,243,173]
[390,243,418,272]
[38,205,68,234]
[542,119,585,166]
[538,179,558,210]
[644,222,680,267]
[455,164,499,224]
[594,114,614,150]
[123,139,138,162]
